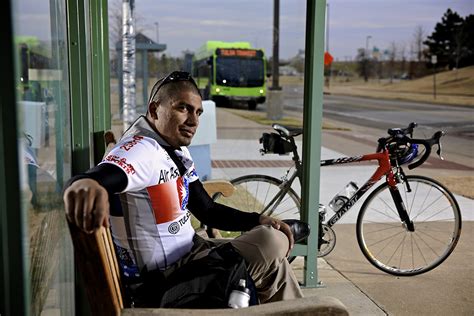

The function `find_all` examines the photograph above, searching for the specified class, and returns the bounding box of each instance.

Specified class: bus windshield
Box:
[215,57,264,87]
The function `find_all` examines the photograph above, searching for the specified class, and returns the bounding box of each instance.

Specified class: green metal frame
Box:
[67,0,93,173]
[90,0,111,132]
[66,0,110,314]
[67,0,110,169]
[290,0,326,288]
[1,1,30,315]
[90,0,111,164]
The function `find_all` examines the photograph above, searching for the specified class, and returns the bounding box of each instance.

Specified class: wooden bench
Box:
[68,180,348,315]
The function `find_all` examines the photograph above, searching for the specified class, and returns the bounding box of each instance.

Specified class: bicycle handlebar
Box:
[377,122,445,170]
[406,130,445,169]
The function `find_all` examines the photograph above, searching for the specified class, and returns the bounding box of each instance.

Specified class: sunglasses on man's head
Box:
[148,71,200,104]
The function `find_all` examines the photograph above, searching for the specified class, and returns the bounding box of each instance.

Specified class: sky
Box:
[14,0,473,61]
[132,0,473,61]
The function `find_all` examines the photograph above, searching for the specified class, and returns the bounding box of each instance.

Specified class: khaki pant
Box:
[167,225,304,303]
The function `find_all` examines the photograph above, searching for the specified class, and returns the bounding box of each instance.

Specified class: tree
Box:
[399,43,407,76]
[424,9,473,69]
[412,25,426,62]
[454,14,474,68]
[356,48,373,82]
[386,42,397,83]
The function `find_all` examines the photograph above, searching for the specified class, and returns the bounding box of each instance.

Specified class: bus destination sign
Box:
[217,48,263,58]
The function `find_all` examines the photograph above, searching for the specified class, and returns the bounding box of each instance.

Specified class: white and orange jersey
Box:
[100,116,199,280]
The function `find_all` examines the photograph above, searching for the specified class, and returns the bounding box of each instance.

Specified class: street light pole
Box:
[325,3,329,52]
[325,2,330,89]
[154,22,159,43]
[271,0,281,90]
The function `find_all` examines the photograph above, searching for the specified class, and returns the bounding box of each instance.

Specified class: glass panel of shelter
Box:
[13,0,74,314]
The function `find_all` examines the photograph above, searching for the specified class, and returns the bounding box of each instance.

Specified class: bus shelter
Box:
[0,0,327,314]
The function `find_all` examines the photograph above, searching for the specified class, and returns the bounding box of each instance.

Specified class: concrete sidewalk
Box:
[208,108,385,315]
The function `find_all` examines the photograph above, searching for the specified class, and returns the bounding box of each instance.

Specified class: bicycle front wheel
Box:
[357,175,462,276]
[212,175,301,238]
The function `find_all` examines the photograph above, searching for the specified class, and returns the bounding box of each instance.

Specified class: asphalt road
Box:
[262,91,473,170]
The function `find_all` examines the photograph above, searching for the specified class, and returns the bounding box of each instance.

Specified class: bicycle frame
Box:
[249,123,461,276]
[271,149,396,225]
[320,150,396,227]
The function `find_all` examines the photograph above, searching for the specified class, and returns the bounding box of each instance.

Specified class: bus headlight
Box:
[259,89,264,94]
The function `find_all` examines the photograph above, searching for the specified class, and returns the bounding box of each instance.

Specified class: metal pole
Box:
[433,67,436,99]
[154,21,159,43]
[271,0,281,90]
[1,1,29,314]
[365,35,371,57]
[325,2,330,88]
[122,0,136,130]
[299,0,327,288]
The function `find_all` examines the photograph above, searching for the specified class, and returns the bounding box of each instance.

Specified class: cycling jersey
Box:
[100,116,198,280]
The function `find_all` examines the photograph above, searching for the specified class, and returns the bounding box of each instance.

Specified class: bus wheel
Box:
[248,100,257,110]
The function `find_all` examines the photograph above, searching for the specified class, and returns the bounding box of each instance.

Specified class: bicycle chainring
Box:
[318,224,336,257]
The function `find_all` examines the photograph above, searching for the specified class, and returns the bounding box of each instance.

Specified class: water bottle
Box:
[228,279,250,308]
[328,182,358,212]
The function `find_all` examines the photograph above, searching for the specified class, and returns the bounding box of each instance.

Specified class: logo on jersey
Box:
[168,222,180,234]
[188,168,198,179]
[104,155,136,174]
[158,167,180,184]
[177,176,189,210]
[167,211,191,234]
[120,135,144,151]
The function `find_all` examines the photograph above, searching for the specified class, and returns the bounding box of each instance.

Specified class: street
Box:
[252,92,473,171]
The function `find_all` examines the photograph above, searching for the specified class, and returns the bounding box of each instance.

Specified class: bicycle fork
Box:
[389,186,415,232]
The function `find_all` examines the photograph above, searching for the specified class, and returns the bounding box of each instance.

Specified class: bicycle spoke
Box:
[414,204,454,222]
[367,206,401,222]
[366,229,405,248]
[414,228,452,248]
[408,180,421,217]
[372,230,405,260]
[411,193,444,221]
[362,223,401,235]
[375,195,399,219]
[214,175,301,237]
[412,234,429,266]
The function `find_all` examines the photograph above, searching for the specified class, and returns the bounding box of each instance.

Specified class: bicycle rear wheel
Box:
[357,175,462,276]
[211,175,301,238]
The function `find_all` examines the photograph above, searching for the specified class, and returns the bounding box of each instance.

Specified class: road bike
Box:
[209,122,462,276]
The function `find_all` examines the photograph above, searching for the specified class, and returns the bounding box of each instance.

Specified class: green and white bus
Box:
[193,41,266,110]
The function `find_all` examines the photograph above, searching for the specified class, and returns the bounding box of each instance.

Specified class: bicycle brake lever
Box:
[436,142,444,160]
[435,131,445,161]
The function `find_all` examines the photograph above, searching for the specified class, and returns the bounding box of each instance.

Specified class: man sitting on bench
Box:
[63,71,309,306]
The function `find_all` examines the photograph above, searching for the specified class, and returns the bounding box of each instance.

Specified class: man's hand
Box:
[259,215,294,256]
[63,178,110,233]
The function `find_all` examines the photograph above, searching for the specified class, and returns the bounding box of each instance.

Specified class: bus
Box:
[193,41,266,110]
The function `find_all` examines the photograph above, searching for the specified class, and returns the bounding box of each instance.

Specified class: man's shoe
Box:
[282,219,310,244]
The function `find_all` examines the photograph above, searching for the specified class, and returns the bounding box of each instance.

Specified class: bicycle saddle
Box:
[272,124,303,137]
